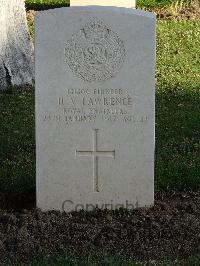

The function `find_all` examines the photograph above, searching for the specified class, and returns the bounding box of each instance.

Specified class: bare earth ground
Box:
[155,1,200,20]
[0,191,200,263]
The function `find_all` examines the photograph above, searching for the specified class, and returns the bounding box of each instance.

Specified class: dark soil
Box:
[0,189,36,211]
[0,191,200,263]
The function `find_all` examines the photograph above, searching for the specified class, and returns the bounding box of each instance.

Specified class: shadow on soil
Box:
[0,189,36,211]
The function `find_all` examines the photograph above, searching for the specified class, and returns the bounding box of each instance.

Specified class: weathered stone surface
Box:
[70,0,135,8]
[0,0,34,90]
[35,7,156,212]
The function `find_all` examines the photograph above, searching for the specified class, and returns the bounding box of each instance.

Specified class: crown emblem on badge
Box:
[65,17,126,82]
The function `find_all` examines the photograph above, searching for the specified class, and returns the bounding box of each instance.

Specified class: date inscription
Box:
[42,87,149,126]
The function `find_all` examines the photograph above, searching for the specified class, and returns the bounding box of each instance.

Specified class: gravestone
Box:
[35,6,156,212]
[70,0,135,8]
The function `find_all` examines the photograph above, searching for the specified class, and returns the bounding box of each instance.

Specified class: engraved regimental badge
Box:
[65,17,126,82]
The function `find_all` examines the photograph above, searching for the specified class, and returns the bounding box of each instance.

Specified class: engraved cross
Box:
[76,129,115,192]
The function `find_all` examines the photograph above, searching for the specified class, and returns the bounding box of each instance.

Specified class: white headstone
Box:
[35,7,156,212]
[70,0,135,8]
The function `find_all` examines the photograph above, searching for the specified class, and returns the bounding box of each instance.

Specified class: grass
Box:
[137,0,194,9]
[0,21,199,194]
[5,250,200,265]
[138,0,173,9]
[0,90,35,193]
[155,21,200,190]
[25,0,197,10]
[25,0,69,11]
[0,4,200,266]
